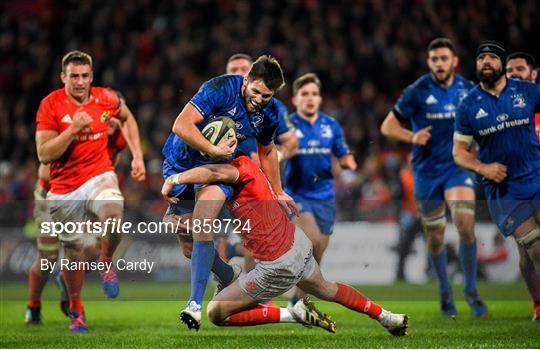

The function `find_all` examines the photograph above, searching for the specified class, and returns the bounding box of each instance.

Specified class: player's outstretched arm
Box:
[117,99,146,181]
[36,109,92,164]
[161,164,239,201]
[172,103,234,159]
[452,133,507,183]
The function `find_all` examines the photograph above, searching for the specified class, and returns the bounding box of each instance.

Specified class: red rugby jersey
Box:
[36,87,121,194]
[228,156,295,261]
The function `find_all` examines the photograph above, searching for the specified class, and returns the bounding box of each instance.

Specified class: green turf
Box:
[1,281,539,348]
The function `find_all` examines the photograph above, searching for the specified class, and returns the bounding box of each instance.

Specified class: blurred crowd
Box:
[1,0,538,222]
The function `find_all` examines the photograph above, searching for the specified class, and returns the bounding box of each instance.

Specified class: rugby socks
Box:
[99,236,119,264]
[212,248,234,284]
[63,269,85,314]
[333,283,382,318]
[189,240,215,306]
[27,266,48,308]
[429,248,452,297]
[519,257,540,304]
[226,304,294,326]
[459,241,478,294]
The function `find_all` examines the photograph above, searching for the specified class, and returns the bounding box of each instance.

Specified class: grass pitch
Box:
[1,281,539,348]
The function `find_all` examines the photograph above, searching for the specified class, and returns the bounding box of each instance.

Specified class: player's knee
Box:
[206,301,225,326]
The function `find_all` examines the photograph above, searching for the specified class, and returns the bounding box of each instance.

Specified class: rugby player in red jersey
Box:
[34,50,145,333]
[505,51,540,321]
[26,118,129,324]
[162,155,408,335]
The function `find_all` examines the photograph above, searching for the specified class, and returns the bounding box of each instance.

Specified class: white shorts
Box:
[46,171,123,243]
[238,227,317,301]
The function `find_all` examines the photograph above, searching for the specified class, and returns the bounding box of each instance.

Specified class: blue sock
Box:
[225,243,238,259]
[189,241,215,306]
[212,248,234,284]
[459,241,478,294]
[429,248,452,297]
[290,293,301,306]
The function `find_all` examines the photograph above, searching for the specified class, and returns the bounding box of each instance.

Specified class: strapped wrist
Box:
[167,174,181,185]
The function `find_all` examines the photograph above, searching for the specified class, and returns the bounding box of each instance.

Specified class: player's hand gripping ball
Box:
[200,117,237,158]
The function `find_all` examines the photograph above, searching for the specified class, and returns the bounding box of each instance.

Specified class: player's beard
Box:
[477,65,504,88]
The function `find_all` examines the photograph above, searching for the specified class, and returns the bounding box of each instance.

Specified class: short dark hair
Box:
[62,50,93,72]
[247,55,285,91]
[427,37,456,55]
[227,53,253,64]
[293,73,322,95]
[506,52,536,69]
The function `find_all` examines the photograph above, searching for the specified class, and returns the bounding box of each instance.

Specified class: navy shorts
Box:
[293,195,336,235]
[414,166,474,214]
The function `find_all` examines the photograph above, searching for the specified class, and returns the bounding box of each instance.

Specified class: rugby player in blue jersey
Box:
[219,54,298,274]
[162,55,298,330]
[381,38,487,317]
[454,42,540,320]
[284,73,357,306]
[505,52,540,320]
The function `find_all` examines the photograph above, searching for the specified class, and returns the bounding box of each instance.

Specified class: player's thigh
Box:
[296,212,322,245]
[209,280,259,323]
[513,216,540,258]
[36,235,60,261]
[414,174,445,217]
[88,172,124,221]
[192,185,228,240]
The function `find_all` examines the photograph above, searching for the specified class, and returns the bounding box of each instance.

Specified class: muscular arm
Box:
[36,129,77,164]
[380,111,414,143]
[257,142,283,194]
[117,100,144,161]
[452,133,507,183]
[171,164,239,185]
[277,131,298,162]
[172,103,220,156]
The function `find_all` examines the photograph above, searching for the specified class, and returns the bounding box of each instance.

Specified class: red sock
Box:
[520,262,540,303]
[333,283,382,318]
[63,269,85,314]
[226,304,281,326]
[27,266,49,308]
[100,237,120,263]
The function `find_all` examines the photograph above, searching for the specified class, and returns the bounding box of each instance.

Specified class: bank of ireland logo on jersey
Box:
[496,113,509,122]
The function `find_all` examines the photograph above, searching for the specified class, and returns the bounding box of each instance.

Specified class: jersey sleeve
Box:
[331,121,350,158]
[36,98,59,132]
[189,76,233,119]
[393,84,418,123]
[454,99,474,144]
[274,100,293,137]
[102,88,122,117]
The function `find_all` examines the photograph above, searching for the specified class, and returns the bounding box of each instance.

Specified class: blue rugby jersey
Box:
[162,74,279,177]
[455,78,540,185]
[284,112,350,200]
[394,74,474,176]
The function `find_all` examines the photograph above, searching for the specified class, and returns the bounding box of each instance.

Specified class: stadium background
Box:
[1,0,539,283]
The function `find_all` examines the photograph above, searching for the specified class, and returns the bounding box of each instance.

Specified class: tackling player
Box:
[162,55,297,329]
[35,50,145,333]
[503,51,540,321]
[381,38,487,317]
[454,41,540,321]
[162,155,408,336]
[285,73,357,305]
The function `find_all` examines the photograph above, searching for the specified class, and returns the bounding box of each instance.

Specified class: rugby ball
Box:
[200,117,237,158]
